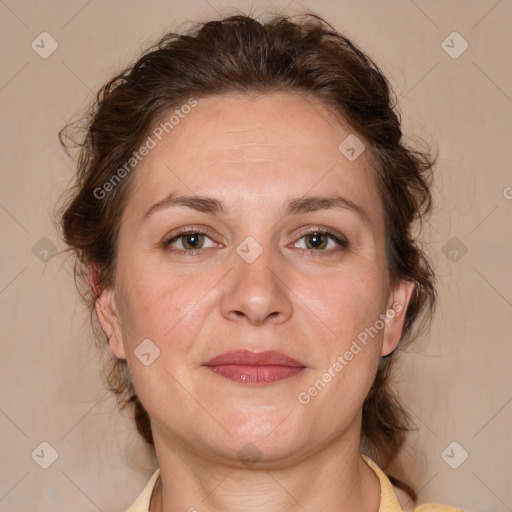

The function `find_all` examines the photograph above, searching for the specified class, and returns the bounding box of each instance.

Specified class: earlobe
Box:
[381,279,416,357]
[95,285,127,360]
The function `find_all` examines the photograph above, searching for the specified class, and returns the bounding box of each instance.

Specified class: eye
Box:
[163,229,218,254]
[162,226,349,256]
[293,228,349,253]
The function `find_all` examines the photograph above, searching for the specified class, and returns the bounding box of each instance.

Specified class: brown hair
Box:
[57,11,436,499]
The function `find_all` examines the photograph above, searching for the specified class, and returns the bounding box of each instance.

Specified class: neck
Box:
[149,427,381,512]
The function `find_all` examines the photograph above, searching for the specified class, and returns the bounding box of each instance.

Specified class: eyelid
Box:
[163,225,222,249]
[296,226,347,242]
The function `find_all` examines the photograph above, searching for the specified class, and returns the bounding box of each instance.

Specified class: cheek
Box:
[299,270,386,412]
[303,265,387,398]
[308,264,388,347]
[115,258,204,347]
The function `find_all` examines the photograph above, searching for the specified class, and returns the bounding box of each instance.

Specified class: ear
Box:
[93,273,126,360]
[381,279,416,357]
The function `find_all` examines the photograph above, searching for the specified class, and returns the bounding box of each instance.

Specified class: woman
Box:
[57,12,465,512]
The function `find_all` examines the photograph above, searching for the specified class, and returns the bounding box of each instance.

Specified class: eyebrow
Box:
[143,193,371,224]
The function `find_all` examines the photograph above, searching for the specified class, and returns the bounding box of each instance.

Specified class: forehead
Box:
[156,92,361,165]
[125,92,383,228]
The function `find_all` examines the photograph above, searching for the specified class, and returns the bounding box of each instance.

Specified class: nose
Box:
[220,242,294,326]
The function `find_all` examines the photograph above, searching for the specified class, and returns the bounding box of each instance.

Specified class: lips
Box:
[204,349,304,367]
[203,349,306,385]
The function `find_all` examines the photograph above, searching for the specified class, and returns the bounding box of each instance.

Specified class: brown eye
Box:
[163,230,216,253]
[180,232,205,250]
[304,232,329,250]
[294,228,349,253]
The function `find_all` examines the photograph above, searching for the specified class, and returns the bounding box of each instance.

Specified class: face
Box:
[96,92,414,467]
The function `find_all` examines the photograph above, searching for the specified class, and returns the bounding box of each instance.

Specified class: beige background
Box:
[1,0,511,511]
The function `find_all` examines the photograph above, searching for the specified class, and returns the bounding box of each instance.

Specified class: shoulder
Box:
[413,504,467,512]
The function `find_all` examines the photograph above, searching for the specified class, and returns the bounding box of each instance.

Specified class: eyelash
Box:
[162,226,349,256]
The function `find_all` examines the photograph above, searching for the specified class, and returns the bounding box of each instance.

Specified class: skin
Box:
[96,91,415,512]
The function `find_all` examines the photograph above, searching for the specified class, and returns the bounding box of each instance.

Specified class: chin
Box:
[201,415,312,465]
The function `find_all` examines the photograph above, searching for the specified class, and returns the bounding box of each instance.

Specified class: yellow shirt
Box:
[124,453,465,511]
